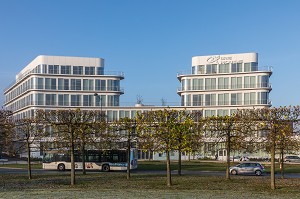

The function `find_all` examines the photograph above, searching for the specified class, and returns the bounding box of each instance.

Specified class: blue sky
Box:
[0,0,299,107]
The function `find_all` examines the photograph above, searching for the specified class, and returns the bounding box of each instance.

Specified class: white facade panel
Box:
[192,52,257,66]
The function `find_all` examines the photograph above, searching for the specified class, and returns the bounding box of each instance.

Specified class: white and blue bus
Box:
[43,149,138,172]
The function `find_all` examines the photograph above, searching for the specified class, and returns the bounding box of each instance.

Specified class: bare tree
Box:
[0,109,14,156]
[255,106,300,190]
[14,117,44,179]
[114,117,137,179]
[136,109,200,186]
[38,109,84,185]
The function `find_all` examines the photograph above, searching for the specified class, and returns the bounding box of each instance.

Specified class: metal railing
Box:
[177,66,273,76]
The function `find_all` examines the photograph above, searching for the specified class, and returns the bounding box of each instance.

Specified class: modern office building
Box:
[177,52,272,117]
[3,53,273,160]
[4,55,124,120]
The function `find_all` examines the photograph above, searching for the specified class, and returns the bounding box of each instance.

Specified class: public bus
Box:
[42,149,138,172]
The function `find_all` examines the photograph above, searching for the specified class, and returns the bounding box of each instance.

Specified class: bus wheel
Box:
[102,164,110,172]
[58,163,65,171]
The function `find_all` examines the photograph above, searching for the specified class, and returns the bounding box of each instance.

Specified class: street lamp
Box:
[94,93,103,119]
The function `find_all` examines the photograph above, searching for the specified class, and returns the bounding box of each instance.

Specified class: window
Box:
[186,94,191,106]
[218,77,229,89]
[85,67,95,75]
[96,67,104,75]
[205,78,216,90]
[218,93,229,105]
[73,66,83,75]
[186,79,191,91]
[192,66,195,74]
[244,63,251,72]
[58,94,69,106]
[58,79,69,90]
[205,94,216,106]
[231,77,242,89]
[258,92,268,104]
[95,80,106,91]
[71,95,81,106]
[250,76,256,88]
[258,75,269,87]
[45,94,56,105]
[71,79,81,90]
[217,109,229,116]
[197,65,205,74]
[37,78,44,89]
[83,95,94,106]
[83,79,94,90]
[193,94,203,106]
[36,93,44,105]
[205,110,216,117]
[231,63,242,73]
[61,65,71,74]
[192,78,203,90]
[251,62,258,71]
[48,65,59,74]
[107,80,120,91]
[206,64,217,74]
[231,93,242,105]
[181,95,185,106]
[95,95,106,107]
[219,64,229,73]
[108,95,119,106]
[45,78,56,90]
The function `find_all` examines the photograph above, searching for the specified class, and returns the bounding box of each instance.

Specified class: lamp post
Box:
[94,93,102,119]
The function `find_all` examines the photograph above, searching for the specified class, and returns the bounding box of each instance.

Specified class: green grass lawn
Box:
[137,160,300,173]
[0,171,300,198]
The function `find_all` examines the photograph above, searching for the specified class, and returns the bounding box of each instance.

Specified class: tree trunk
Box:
[178,149,182,175]
[127,131,131,180]
[280,148,284,179]
[226,133,231,180]
[148,150,151,161]
[166,150,172,187]
[70,131,76,186]
[270,139,276,190]
[82,142,86,175]
[27,141,32,180]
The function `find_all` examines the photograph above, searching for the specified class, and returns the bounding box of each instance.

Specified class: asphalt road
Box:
[1,167,300,178]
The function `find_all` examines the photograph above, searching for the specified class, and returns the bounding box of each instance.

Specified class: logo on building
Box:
[207,55,243,64]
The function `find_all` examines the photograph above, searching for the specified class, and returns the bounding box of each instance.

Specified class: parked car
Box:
[230,156,241,162]
[239,156,250,161]
[230,162,265,176]
[284,156,300,162]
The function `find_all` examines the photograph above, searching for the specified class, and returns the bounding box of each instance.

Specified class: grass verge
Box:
[0,171,300,198]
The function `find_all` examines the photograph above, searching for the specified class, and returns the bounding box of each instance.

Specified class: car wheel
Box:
[255,170,262,176]
[231,170,237,175]
[58,163,65,171]
[102,164,110,172]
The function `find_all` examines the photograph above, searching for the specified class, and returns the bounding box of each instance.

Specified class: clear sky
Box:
[1,0,299,107]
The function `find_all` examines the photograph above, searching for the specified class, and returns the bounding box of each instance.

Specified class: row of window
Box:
[6,94,120,112]
[13,108,139,123]
[32,64,103,76]
[180,75,270,91]
[5,77,122,103]
[181,92,270,106]
[191,62,261,75]
[15,64,106,84]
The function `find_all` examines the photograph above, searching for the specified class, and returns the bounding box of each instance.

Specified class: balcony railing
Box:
[177,66,273,76]
[4,70,125,92]
[177,83,272,92]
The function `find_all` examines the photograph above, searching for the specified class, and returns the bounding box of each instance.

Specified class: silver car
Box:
[230,162,265,176]
[284,156,300,162]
